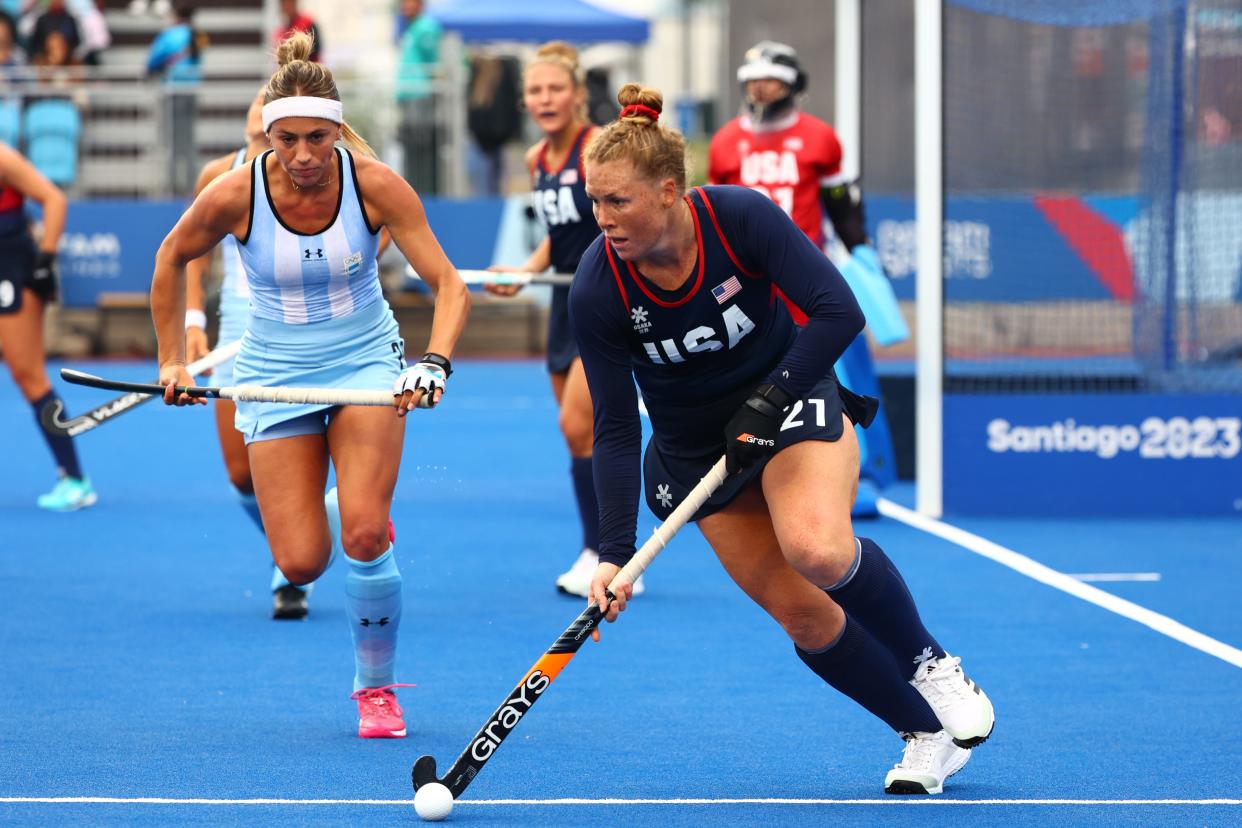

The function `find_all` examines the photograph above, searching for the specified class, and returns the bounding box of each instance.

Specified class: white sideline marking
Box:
[1069,572,1162,583]
[877,499,1242,669]
[1,797,1238,806]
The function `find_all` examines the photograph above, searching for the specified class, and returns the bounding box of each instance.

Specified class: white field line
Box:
[1069,572,1162,582]
[0,797,1238,806]
[876,499,1242,669]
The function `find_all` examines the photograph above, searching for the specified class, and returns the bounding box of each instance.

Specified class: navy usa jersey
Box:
[531,125,599,275]
[570,185,866,562]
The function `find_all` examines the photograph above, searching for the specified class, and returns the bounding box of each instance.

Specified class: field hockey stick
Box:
[42,340,243,438]
[59,370,433,408]
[411,455,729,799]
[405,264,574,287]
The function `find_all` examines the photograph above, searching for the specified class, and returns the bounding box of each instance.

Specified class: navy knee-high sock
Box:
[825,538,945,677]
[33,391,82,479]
[570,456,599,552]
[796,614,941,735]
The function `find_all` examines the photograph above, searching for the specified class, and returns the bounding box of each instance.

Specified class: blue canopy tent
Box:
[428,0,648,44]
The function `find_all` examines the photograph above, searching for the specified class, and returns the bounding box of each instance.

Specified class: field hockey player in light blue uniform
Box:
[185,91,324,620]
[150,32,470,739]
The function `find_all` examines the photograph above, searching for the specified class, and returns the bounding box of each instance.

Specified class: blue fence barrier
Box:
[54,196,512,309]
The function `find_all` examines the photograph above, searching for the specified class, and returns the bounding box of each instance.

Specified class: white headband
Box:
[262,96,344,132]
[737,61,799,87]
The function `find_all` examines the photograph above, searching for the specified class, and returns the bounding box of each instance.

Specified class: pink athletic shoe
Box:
[351,684,414,738]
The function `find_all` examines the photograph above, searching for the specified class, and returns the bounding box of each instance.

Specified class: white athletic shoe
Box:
[555,548,645,598]
[884,730,971,795]
[909,650,995,748]
[556,548,598,597]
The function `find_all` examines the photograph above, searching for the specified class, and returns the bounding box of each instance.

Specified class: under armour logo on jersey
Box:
[631,306,651,334]
[655,483,673,509]
[360,617,390,627]
[304,248,325,260]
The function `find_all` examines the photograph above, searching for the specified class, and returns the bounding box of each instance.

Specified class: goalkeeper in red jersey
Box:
[709,41,906,515]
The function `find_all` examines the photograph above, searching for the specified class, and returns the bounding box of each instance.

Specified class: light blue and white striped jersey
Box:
[220,148,249,303]
[239,147,381,324]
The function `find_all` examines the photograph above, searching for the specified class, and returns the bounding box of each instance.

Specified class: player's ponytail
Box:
[585,83,687,190]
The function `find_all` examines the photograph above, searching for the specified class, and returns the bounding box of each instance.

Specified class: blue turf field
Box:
[1,359,1239,826]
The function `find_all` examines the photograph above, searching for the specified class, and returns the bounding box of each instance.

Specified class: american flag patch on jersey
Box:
[711,275,742,304]
[560,168,579,185]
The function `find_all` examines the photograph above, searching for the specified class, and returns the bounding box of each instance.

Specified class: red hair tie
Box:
[619,104,660,122]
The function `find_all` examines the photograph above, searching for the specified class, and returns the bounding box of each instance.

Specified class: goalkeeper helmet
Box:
[737,41,806,124]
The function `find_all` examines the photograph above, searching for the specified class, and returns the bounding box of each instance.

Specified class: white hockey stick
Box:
[59,369,429,408]
[405,264,573,287]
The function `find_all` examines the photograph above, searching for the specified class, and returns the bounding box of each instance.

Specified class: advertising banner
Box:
[57,199,185,308]
[944,393,1242,515]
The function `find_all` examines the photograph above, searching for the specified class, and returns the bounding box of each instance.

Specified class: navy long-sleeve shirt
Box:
[569,185,864,565]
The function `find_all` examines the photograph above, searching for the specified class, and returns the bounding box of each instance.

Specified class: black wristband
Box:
[753,382,793,410]
[419,352,453,377]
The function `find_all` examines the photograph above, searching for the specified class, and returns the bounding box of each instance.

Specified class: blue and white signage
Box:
[56,199,186,308]
[945,393,1242,515]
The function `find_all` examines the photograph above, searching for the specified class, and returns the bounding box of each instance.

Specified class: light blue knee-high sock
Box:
[344,546,403,691]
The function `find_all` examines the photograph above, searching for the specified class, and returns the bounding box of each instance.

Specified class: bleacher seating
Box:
[0,98,19,147]
[63,1,267,197]
[23,98,81,186]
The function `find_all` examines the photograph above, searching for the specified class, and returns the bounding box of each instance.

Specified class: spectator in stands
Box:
[28,1,80,65]
[274,0,320,62]
[67,0,109,66]
[0,11,23,69]
[31,26,77,88]
[395,0,440,194]
[146,1,204,194]
[145,1,201,83]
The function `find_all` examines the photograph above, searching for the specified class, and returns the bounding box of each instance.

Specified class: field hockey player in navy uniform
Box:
[149,32,470,738]
[572,84,995,794]
[486,42,642,598]
[0,143,96,511]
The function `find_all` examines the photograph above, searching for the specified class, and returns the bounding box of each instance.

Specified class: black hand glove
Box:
[723,383,793,475]
[30,251,59,303]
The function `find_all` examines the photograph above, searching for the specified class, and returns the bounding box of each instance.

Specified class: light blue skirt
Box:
[232,297,404,441]
[213,291,250,387]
